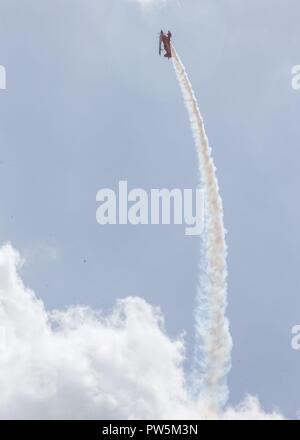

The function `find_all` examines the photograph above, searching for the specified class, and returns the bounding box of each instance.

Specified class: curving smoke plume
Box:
[0,31,283,421]
[172,47,232,416]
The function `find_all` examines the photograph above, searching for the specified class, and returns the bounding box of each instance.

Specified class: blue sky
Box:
[0,0,299,418]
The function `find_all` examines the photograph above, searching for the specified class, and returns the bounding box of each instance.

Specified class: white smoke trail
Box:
[172,47,232,416]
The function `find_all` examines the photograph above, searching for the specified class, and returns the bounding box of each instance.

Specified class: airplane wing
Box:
[159,33,162,56]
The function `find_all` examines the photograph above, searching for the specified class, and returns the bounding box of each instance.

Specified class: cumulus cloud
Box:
[0,244,283,419]
[223,396,283,420]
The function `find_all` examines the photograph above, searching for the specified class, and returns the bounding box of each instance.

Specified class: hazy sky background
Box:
[0,0,299,418]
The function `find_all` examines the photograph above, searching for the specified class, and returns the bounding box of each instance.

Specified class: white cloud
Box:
[0,244,283,419]
[223,396,283,420]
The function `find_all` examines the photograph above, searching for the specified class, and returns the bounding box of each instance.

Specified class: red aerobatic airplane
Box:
[159,30,172,59]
